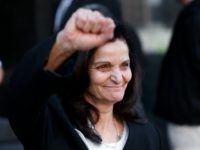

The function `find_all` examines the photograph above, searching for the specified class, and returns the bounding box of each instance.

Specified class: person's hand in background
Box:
[0,60,4,85]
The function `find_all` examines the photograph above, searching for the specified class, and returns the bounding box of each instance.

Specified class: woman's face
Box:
[87,39,132,104]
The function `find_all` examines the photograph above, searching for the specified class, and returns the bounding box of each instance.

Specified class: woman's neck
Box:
[95,113,121,143]
[84,92,123,143]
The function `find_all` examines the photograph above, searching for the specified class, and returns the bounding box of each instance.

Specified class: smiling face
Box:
[86,39,132,105]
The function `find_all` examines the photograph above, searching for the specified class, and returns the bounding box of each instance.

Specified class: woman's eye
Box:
[122,62,130,67]
[96,64,111,71]
[121,62,130,69]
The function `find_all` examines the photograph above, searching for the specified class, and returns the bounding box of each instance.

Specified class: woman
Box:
[7,9,161,150]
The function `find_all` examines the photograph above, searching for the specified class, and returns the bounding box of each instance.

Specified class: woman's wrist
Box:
[44,42,75,71]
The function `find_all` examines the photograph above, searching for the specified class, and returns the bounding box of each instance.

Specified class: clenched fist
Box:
[45,8,115,71]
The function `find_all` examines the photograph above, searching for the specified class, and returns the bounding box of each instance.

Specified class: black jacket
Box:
[6,36,162,150]
[155,0,200,125]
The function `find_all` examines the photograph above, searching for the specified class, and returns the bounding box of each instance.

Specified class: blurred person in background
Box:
[155,0,200,150]
[53,0,122,32]
[0,0,36,70]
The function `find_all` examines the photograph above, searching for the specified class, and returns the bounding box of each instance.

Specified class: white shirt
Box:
[75,123,129,150]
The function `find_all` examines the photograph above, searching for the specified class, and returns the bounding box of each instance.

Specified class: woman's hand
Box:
[45,8,115,71]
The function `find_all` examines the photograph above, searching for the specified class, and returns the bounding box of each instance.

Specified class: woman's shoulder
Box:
[128,121,160,137]
[124,121,162,149]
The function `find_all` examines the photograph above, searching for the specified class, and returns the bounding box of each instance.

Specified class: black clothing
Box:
[0,0,36,69]
[57,0,122,31]
[155,1,200,125]
[6,36,161,150]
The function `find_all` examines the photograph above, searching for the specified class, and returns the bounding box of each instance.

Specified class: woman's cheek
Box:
[90,71,109,84]
[125,69,132,83]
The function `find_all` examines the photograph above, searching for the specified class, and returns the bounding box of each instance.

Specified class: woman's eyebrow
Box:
[91,61,110,66]
[92,58,130,65]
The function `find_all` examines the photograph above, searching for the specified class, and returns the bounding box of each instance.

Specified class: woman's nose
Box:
[110,68,123,84]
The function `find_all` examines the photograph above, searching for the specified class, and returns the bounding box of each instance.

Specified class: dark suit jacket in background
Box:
[56,0,122,32]
[155,0,200,125]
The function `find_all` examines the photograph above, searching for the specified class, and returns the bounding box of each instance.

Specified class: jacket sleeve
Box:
[6,35,76,144]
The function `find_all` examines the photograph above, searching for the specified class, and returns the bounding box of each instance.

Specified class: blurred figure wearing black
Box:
[155,0,200,149]
[0,0,38,118]
[0,0,36,70]
[53,0,122,32]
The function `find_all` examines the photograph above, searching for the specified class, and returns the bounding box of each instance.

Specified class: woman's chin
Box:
[108,95,124,102]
